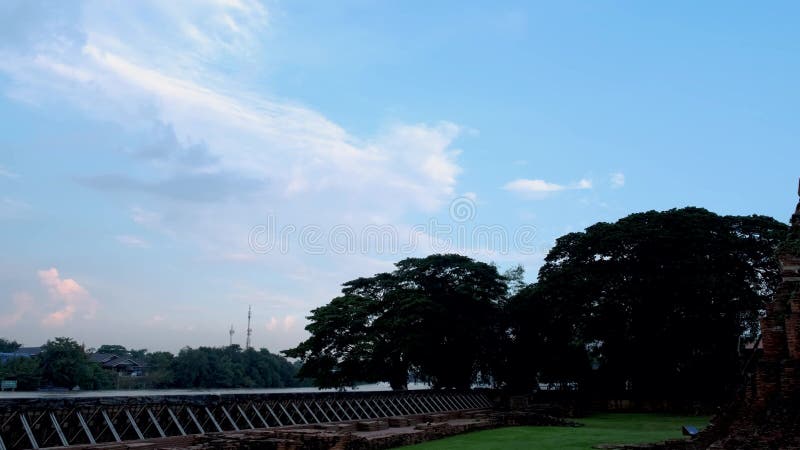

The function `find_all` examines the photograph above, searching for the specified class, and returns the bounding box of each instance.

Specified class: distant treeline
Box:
[0,337,309,390]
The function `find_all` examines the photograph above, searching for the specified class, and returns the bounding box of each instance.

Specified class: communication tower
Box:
[246,305,253,349]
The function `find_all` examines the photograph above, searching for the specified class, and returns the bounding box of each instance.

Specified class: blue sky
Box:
[0,1,798,352]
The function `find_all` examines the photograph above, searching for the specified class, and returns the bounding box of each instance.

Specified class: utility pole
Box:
[229,324,235,347]
[246,305,253,349]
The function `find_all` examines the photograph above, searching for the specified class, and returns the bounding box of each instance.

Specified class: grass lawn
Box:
[399,413,710,450]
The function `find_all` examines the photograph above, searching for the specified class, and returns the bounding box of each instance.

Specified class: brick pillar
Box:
[755,363,780,407]
[787,300,800,360]
[750,181,800,408]
[781,361,799,397]
[760,315,787,363]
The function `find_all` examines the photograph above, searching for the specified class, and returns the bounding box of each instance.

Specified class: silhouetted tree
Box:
[96,344,129,356]
[506,208,787,400]
[0,338,21,353]
[285,254,508,390]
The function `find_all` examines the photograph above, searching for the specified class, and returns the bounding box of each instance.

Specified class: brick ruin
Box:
[625,180,800,450]
[43,410,575,450]
[752,180,800,409]
[689,181,800,450]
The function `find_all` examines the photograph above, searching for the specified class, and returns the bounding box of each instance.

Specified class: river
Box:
[0,382,432,399]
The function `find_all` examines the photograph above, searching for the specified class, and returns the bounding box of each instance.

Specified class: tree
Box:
[0,338,21,353]
[40,337,92,389]
[97,345,129,356]
[0,356,41,390]
[129,348,147,360]
[85,363,116,390]
[285,254,509,390]
[284,294,382,388]
[506,208,787,400]
[392,255,508,389]
[500,283,591,393]
[169,345,304,389]
[1,338,303,391]
[145,351,175,388]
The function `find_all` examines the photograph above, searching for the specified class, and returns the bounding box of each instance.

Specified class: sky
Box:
[0,1,798,354]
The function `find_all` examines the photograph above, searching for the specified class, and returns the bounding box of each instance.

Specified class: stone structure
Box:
[45,410,575,450]
[0,390,492,450]
[706,180,800,449]
[626,180,800,450]
[752,180,800,408]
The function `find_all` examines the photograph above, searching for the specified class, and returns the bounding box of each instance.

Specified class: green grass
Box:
[400,413,710,450]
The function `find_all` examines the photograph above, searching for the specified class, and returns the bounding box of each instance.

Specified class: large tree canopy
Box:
[284,254,508,390]
[506,207,787,400]
[0,338,21,353]
[170,345,300,389]
[39,337,96,389]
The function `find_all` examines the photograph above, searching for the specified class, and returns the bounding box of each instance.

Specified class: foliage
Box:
[399,413,709,450]
[284,294,381,388]
[0,356,41,389]
[95,345,148,360]
[500,283,591,393]
[778,222,800,254]
[144,351,175,388]
[40,337,93,389]
[170,345,305,389]
[85,363,116,390]
[1,337,305,391]
[97,344,129,356]
[285,254,508,390]
[0,338,21,353]
[506,208,787,399]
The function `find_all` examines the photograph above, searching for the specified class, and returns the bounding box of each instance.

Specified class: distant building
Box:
[89,353,146,376]
[15,347,44,357]
[0,346,43,364]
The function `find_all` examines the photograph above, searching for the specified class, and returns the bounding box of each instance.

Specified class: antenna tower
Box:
[246,305,253,349]
[229,324,235,346]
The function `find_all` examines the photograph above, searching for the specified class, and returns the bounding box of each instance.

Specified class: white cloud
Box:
[38,267,97,326]
[0,1,465,252]
[610,172,625,189]
[504,178,593,196]
[0,197,31,220]
[505,179,564,192]
[265,315,298,333]
[115,234,149,248]
[0,292,33,327]
[0,166,19,178]
[144,314,167,326]
[0,2,475,348]
[130,207,162,227]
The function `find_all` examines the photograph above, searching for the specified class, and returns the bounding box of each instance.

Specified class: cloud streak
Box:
[115,235,149,248]
[0,1,470,348]
[0,1,465,256]
[0,292,33,327]
[265,315,298,333]
[0,165,19,178]
[0,197,31,220]
[611,172,625,189]
[504,177,592,197]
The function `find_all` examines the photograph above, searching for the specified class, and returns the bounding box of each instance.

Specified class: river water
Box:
[0,382,431,399]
